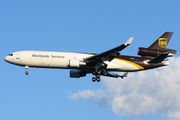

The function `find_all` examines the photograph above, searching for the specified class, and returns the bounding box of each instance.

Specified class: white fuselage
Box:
[4,51,143,72]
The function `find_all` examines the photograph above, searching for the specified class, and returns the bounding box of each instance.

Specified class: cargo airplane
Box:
[4,32,177,82]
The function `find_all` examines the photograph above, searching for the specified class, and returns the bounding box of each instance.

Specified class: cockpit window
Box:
[9,54,13,56]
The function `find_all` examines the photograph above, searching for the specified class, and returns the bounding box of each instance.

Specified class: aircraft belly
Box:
[105,61,122,70]
[107,59,141,71]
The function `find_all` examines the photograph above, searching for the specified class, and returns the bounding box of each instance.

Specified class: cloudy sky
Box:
[1,1,180,120]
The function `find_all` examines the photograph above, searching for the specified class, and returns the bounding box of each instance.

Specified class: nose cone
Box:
[4,56,11,63]
[4,56,8,62]
[4,53,15,64]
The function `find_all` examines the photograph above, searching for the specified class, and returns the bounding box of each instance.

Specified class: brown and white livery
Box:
[4,32,177,82]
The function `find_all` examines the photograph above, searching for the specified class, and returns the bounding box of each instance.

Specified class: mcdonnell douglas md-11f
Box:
[4,32,177,82]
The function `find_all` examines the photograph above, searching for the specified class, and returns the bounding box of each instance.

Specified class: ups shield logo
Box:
[158,38,167,48]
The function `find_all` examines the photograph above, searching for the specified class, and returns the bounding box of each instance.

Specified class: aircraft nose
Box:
[4,56,8,62]
[4,56,10,62]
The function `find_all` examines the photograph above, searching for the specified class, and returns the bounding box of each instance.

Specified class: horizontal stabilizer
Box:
[148,52,169,64]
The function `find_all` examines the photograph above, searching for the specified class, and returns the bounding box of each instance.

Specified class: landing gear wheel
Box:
[92,77,96,82]
[25,71,28,75]
[97,77,101,82]
[97,71,101,75]
[96,74,100,78]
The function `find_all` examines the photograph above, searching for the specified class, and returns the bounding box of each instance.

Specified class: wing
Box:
[84,37,134,63]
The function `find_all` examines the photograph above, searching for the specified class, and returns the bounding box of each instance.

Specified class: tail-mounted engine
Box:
[70,70,86,78]
[138,47,177,57]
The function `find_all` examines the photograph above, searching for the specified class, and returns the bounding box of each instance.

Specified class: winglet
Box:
[125,37,134,46]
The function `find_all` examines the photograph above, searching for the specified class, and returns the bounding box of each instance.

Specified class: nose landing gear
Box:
[25,66,29,75]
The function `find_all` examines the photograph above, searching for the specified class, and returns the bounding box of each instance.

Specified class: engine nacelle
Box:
[138,47,176,57]
[70,70,86,78]
[69,59,86,68]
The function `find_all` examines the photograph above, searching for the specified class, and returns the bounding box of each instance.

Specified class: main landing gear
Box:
[92,77,101,82]
[25,66,29,75]
[92,71,101,82]
[91,62,107,82]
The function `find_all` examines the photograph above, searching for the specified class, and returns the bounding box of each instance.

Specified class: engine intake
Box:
[138,47,176,57]
[70,70,86,78]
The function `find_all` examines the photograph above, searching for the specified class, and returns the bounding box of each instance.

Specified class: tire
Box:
[92,77,96,82]
[25,72,28,75]
[97,78,101,82]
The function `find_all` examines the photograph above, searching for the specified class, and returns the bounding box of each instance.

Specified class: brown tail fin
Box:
[148,32,173,49]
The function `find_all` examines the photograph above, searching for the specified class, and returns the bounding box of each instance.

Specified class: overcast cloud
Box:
[70,57,180,120]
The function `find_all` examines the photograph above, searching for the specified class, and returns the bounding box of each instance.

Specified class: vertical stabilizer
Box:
[148,32,173,49]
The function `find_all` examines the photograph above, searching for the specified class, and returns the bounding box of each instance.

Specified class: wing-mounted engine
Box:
[138,47,177,57]
[69,59,86,68]
[70,70,86,78]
